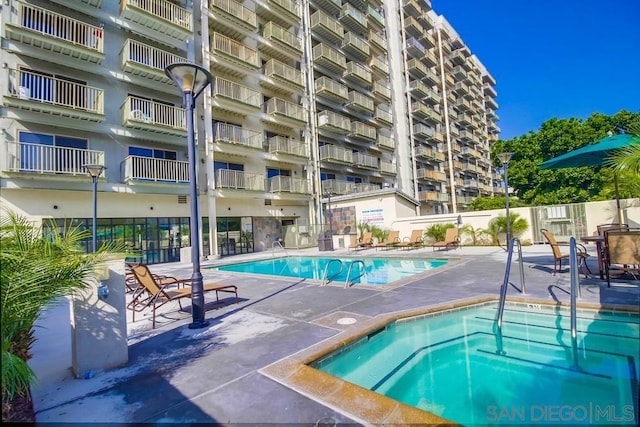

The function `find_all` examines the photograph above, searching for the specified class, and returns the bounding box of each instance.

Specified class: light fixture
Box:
[165,62,213,330]
[84,164,106,253]
[498,152,514,247]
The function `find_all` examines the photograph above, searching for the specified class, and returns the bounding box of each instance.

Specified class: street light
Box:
[498,152,514,248]
[165,62,213,329]
[84,164,105,253]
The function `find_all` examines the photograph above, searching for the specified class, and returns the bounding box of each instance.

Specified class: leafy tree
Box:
[485,213,529,248]
[467,196,528,211]
[1,211,119,419]
[603,117,640,197]
[356,221,370,240]
[424,223,455,242]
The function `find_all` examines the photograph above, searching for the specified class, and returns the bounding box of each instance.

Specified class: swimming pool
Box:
[311,302,639,425]
[212,256,449,286]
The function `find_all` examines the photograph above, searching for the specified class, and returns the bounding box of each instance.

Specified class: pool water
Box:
[212,256,449,286]
[312,302,639,425]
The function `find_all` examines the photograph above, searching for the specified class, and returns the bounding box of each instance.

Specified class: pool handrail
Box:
[271,240,289,258]
[495,237,527,354]
[344,260,365,288]
[321,259,343,286]
[569,237,580,368]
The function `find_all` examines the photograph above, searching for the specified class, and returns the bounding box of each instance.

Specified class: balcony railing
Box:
[353,152,378,169]
[268,136,307,157]
[122,155,189,183]
[313,43,347,72]
[380,161,395,175]
[322,179,355,195]
[370,56,389,74]
[264,98,305,122]
[319,145,353,163]
[315,76,349,101]
[317,110,351,133]
[123,96,186,130]
[214,123,262,149]
[213,76,261,108]
[208,0,257,30]
[350,122,376,140]
[377,134,395,150]
[262,21,303,54]
[344,61,372,85]
[416,168,446,181]
[264,59,304,90]
[121,39,186,80]
[8,68,104,114]
[216,169,265,191]
[122,0,192,30]
[4,142,104,176]
[311,10,344,43]
[354,183,380,193]
[268,176,309,193]
[347,91,374,112]
[211,32,260,69]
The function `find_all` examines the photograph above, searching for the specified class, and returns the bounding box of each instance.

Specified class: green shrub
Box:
[424,223,455,242]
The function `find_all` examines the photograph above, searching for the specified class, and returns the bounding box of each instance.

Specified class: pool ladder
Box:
[271,240,289,258]
[495,237,580,367]
[320,259,365,288]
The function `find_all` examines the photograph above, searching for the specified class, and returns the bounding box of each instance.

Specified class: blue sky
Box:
[433,0,640,140]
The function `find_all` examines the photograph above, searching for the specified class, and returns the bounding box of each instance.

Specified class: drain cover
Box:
[337,317,357,325]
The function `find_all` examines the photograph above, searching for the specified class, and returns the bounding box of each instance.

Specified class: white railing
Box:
[213,123,262,149]
[342,32,370,55]
[124,96,186,129]
[311,10,344,38]
[319,145,353,163]
[312,44,346,69]
[317,110,351,132]
[315,77,348,99]
[216,169,265,191]
[340,4,367,28]
[10,69,104,114]
[369,31,386,50]
[123,0,192,30]
[370,56,389,74]
[122,155,189,183]
[263,22,303,53]
[213,77,261,107]
[347,91,374,111]
[350,122,376,140]
[353,152,378,169]
[322,179,354,195]
[208,0,257,27]
[380,161,395,174]
[122,39,186,71]
[345,61,372,83]
[264,59,303,87]
[377,134,395,149]
[4,142,104,175]
[268,137,307,157]
[269,0,300,18]
[211,32,260,67]
[264,98,304,121]
[15,2,104,51]
[268,176,309,193]
[373,81,391,99]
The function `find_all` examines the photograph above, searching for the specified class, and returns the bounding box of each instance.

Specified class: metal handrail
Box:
[271,240,289,258]
[321,259,343,286]
[344,260,365,288]
[569,237,580,368]
[495,237,527,354]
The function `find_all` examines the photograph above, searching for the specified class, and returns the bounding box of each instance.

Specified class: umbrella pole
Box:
[614,172,622,224]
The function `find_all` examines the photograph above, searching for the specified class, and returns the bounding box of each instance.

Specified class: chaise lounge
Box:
[432,228,460,251]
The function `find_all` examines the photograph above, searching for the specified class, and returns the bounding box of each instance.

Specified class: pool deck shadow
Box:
[29,245,640,424]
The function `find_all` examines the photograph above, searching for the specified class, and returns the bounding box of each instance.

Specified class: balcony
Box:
[210,32,260,77]
[404,17,422,39]
[3,142,104,178]
[420,32,435,49]
[415,145,444,162]
[453,81,470,95]
[411,103,440,124]
[5,69,105,122]
[354,183,381,193]
[449,49,467,66]
[342,32,370,61]
[349,122,377,142]
[368,31,387,53]
[418,191,449,203]
[484,82,497,98]
[353,152,378,170]
[313,43,347,74]
[346,91,374,114]
[423,89,441,105]
[421,51,438,67]
[122,155,189,184]
[5,3,105,64]
[261,22,303,61]
[121,39,187,85]
[256,0,300,28]
[211,77,261,116]
[416,168,446,182]
[322,179,355,195]
[216,169,266,191]
[413,123,433,138]
[262,59,304,95]
[319,145,353,164]
[122,96,186,135]
[453,65,467,81]
[343,62,372,87]
[374,107,392,126]
[339,4,367,35]
[372,81,391,102]
[406,37,426,58]
[318,110,351,134]
[314,0,342,17]
[377,134,395,150]
[48,0,103,8]
[207,0,257,37]
[120,0,192,41]
[410,80,430,99]
[423,68,439,86]
[264,97,305,128]
[268,136,308,159]
[315,77,349,103]
[367,6,384,30]
[380,161,395,175]
[213,123,263,154]
[311,10,344,45]
[268,176,310,194]
[403,0,422,17]
[462,178,478,189]
[369,56,389,77]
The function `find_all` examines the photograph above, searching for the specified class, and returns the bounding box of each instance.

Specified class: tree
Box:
[485,213,529,248]
[467,196,528,211]
[1,211,118,420]
[356,221,370,240]
[424,223,455,242]
[459,224,489,246]
[603,117,640,197]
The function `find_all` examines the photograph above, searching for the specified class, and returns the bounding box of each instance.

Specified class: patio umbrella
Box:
[540,133,638,224]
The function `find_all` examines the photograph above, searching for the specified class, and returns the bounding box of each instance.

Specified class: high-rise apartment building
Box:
[0,0,500,263]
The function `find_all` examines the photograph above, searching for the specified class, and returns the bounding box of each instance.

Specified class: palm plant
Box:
[604,119,640,196]
[370,225,390,244]
[424,223,455,242]
[459,224,488,246]
[485,213,529,248]
[356,221,371,240]
[1,211,114,417]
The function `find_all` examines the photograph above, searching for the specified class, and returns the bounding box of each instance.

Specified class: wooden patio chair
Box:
[348,231,373,251]
[373,230,400,250]
[397,229,425,250]
[432,228,460,251]
[128,264,238,329]
[603,228,640,287]
[540,229,590,277]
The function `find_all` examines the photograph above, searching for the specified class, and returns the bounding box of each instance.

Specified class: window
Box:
[320,172,335,181]
[214,161,243,171]
[129,146,177,160]
[18,131,88,174]
[267,168,291,178]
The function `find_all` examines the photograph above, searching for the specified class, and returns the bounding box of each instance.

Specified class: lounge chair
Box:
[373,230,400,250]
[603,228,640,287]
[432,228,460,251]
[540,229,590,277]
[128,264,238,329]
[397,229,425,250]
[348,231,373,251]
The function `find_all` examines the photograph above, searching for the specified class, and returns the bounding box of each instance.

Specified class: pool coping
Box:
[258,295,640,426]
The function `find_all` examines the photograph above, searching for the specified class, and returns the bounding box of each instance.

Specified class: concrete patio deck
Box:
[29,244,640,424]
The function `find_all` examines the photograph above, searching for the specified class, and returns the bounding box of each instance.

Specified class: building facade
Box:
[0,0,500,263]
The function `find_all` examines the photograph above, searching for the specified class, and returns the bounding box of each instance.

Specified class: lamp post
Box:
[165,62,213,329]
[84,164,105,253]
[498,152,514,248]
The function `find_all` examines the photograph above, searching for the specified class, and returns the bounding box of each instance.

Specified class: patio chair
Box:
[348,231,373,251]
[432,228,460,251]
[540,229,591,277]
[603,228,640,287]
[397,229,425,250]
[373,230,400,250]
[128,264,238,329]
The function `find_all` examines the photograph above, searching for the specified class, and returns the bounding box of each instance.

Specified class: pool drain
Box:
[337,317,357,325]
